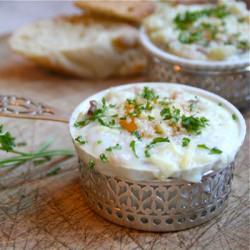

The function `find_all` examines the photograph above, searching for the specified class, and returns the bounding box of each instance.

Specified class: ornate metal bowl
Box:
[79,160,234,232]
[140,28,250,109]
[146,57,250,109]
[0,83,246,232]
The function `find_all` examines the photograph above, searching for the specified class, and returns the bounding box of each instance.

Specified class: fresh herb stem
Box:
[0,124,74,168]
[0,150,73,167]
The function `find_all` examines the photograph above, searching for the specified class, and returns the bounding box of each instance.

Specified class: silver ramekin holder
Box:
[0,83,246,232]
[72,83,245,232]
[140,28,250,109]
[79,160,234,232]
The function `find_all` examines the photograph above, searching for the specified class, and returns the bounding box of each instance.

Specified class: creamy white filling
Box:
[71,84,245,182]
[144,0,250,61]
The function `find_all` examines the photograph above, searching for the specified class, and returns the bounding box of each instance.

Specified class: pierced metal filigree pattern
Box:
[0,95,68,122]
[0,95,54,115]
[148,57,250,109]
[79,160,234,232]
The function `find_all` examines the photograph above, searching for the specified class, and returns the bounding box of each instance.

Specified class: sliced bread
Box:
[10,15,148,79]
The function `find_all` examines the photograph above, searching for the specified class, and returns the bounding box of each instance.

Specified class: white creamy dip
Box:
[144,0,250,61]
[70,84,245,182]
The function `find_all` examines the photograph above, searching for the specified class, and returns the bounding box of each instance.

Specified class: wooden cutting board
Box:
[0,35,249,250]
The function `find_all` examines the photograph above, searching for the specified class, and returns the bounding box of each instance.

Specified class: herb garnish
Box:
[181,116,209,134]
[237,40,250,51]
[210,147,223,154]
[145,137,170,157]
[160,107,181,123]
[100,153,108,162]
[141,87,158,101]
[74,98,118,129]
[130,140,138,158]
[131,131,142,140]
[232,114,237,121]
[197,144,222,154]
[0,125,73,168]
[105,143,122,152]
[174,5,230,31]
[87,159,95,169]
[148,115,155,121]
[182,137,190,147]
[178,31,201,44]
[174,5,229,45]
[0,124,15,152]
[75,135,87,145]
[197,144,210,150]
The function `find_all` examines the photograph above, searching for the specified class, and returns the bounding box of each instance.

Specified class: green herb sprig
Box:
[0,125,74,168]
[145,137,170,158]
[197,144,222,154]
[181,115,209,135]
[130,140,138,158]
[174,5,230,31]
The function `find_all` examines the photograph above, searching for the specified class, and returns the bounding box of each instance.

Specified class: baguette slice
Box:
[74,0,155,23]
[10,15,148,79]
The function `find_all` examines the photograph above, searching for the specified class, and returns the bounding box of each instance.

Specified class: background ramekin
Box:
[69,83,246,232]
[140,28,250,109]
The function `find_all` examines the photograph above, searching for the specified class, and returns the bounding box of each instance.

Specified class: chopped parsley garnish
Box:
[130,140,138,158]
[182,137,190,147]
[210,147,223,155]
[197,144,222,154]
[174,5,230,31]
[178,31,201,44]
[97,140,102,144]
[75,136,87,145]
[181,116,209,134]
[232,114,237,121]
[237,40,250,51]
[131,131,142,140]
[0,124,15,152]
[141,87,158,101]
[189,98,199,112]
[148,115,155,121]
[161,108,172,120]
[160,107,181,123]
[174,5,229,45]
[105,143,122,152]
[87,159,95,169]
[197,144,210,150]
[100,153,108,163]
[74,98,118,129]
[145,137,170,157]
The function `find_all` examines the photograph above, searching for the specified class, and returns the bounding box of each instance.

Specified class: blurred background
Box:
[0,0,249,35]
[0,1,80,35]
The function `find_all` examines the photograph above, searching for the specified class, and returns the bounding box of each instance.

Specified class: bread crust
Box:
[74,0,155,23]
[10,15,148,79]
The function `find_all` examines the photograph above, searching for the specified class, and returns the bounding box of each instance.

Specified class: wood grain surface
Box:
[0,35,249,250]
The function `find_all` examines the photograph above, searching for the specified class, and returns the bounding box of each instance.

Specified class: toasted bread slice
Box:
[10,15,147,79]
[74,0,155,23]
